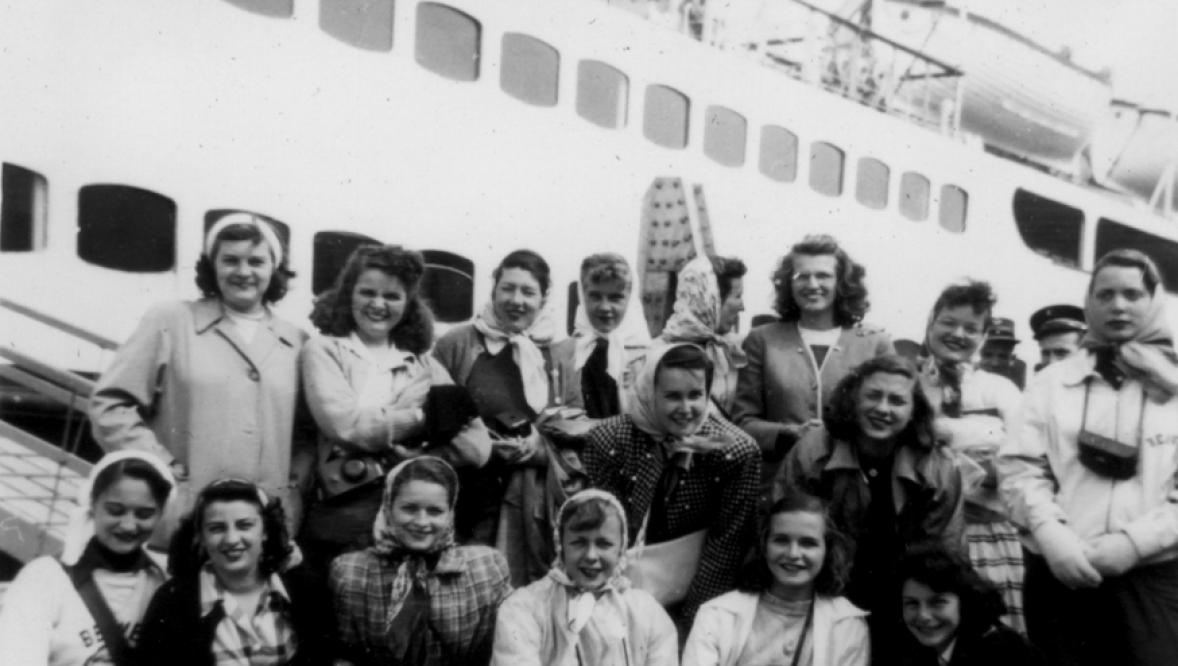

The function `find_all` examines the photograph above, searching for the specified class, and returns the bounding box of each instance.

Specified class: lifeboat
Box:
[871,1,1113,169]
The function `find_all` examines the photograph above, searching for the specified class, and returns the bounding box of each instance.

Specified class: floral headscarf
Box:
[660,256,747,396]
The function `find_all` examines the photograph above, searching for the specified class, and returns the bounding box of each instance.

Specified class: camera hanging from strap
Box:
[1076,378,1145,481]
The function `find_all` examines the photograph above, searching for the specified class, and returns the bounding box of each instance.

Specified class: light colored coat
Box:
[683,590,870,666]
[999,350,1178,563]
[89,299,314,532]
[492,575,678,666]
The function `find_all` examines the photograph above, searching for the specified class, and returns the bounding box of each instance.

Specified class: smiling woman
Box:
[330,457,511,666]
[137,478,336,666]
[299,244,490,576]
[89,213,315,547]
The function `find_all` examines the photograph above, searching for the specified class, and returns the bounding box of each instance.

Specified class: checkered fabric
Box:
[330,544,511,665]
[199,569,297,666]
[583,413,761,622]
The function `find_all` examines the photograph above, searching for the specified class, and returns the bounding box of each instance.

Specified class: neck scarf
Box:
[1081,279,1178,398]
[61,450,175,566]
[571,308,650,414]
[472,300,555,413]
[921,304,976,419]
[548,489,632,635]
[370,457,459,660]
[660,256,748,388]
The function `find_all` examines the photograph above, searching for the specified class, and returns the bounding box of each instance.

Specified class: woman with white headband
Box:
[0,450,174,666]
[89,213,315,543]
[491,488,678,666]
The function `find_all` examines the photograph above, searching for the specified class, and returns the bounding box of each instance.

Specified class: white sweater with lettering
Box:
[0,556,164,666]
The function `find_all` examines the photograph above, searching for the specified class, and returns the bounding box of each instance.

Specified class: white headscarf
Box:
[61,450,175,565]
[571,307,650,413]
[472,299,556,414]
[625,342,712,439]
[548,489,632,634]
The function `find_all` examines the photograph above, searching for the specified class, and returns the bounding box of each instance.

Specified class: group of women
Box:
[0,214,1174,666]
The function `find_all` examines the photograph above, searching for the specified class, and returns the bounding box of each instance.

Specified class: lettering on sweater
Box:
[1144,433,1178,448]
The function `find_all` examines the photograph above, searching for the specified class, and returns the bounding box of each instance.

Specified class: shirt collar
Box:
[199,566,292,618]
[824,437,922,484]
[344,332,417,370]
[1057,348,1101,387]
[193,297,297,347]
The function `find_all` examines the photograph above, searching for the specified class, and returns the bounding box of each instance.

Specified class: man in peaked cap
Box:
[1029,304,1086,371]
[980,316,1027,389]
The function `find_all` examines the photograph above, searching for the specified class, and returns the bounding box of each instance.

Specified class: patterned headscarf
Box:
[625,342,712,439]
[61,450,175,566]
[548,489,632,634]
[660,256,748,388]
[472,298,556,414]
[371,457,459,630]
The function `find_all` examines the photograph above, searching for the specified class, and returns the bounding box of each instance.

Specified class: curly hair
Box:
[493,249,552,296]
[1090,248,1163,295]
[929,280,996,327]
[899,542,1006,638]
[308,244,435,354]
[709,255,747,303]
[736,488,852,596]
[771,234,870,326]
[580,253,632,287]
[824,354,936,449]
[167,479,292,580]
[194,219,295,305]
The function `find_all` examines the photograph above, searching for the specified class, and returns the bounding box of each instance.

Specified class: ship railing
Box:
[608,0,965,137]
[0,299,101,565]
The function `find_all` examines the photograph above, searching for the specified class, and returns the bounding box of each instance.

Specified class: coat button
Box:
[248,369,260,381]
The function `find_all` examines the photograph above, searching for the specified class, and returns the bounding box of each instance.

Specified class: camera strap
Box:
[1080,379,1146,448]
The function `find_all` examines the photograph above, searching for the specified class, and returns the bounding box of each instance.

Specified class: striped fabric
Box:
[965,521,1026,636]
[199,569,298,666]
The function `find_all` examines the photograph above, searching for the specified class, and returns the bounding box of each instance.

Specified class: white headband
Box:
[204,212,284,266]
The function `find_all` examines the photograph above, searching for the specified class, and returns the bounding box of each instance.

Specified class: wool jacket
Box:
[89,299,316,534]
[733,321,893,458]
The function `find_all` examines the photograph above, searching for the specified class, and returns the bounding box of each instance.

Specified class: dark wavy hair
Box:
[91,457,172,506]
[656,343,715,393]
[824,354,936,448]
[929,280,996,329]
[709,255,747,302]
[194,219,295,305]
[167,479,292,580]
[494,249,551,297]
[1089,248,1162,296]
[899,543,1006,639]
[308,245,435,354]
[737,488,851,596]
[772,234,870,326]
